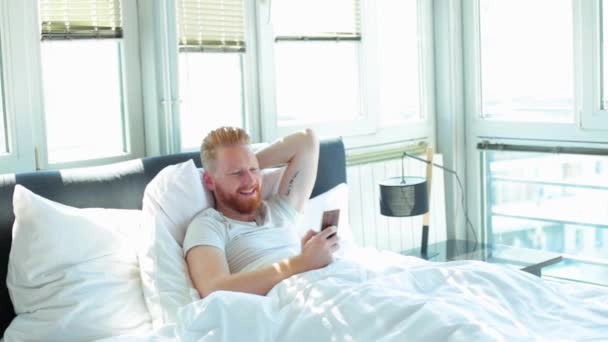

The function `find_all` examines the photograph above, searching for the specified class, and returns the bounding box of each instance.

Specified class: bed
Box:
[1,137,607,341]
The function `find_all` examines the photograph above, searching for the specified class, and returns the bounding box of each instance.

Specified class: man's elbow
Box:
[301,128,319,151]
[196,284,218,299]
[194,278,223,299]
[197,289,213,299]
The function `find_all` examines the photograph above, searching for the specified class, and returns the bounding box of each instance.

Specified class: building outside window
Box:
[486,151,608,261]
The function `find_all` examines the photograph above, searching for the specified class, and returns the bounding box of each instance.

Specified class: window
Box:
[485,150,608,261]
[464,0,608,285]
[40,40,125,163]
[175,0,247,151]
[479,0,573,122]
[272,0,361,126]
[39,0,127,164]
[177,54,244,150]
[1,0,433,174]
[258,0,433,144]
[274,41,360,125]
[376,0,421,124]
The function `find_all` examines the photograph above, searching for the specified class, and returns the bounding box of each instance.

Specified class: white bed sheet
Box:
[99,247,608,342]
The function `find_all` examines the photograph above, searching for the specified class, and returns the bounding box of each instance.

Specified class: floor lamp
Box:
[379,147,437,259]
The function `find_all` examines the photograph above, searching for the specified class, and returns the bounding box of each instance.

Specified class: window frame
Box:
[35,0,145,170]
[478,138,608,261]
[463,0,608,141]
[140,0,260,154]
[0,0,144,173]
[578,0,608,129]
[0,3,8,156]
[0,0,37,174]
[460,0,608,250]
[1,0,435,174]
[255,0,434,149]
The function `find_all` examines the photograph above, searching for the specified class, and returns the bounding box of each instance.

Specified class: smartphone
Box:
[321,209,340,239]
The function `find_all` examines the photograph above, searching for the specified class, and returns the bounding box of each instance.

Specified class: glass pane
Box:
[603,0,608,110]
[479,0,573,122]
[486,151,608,262]
[178,53,244,150]
[376,0,420,124]
[41,40,125,164]
[275,41,361,125]
[272,0,359,36]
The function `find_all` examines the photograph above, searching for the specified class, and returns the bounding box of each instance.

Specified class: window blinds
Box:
[273,0,360,41]
[176,0,247,52]
[40,0,122,40]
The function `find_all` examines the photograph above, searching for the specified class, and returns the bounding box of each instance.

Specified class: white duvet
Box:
[103,248,608,342]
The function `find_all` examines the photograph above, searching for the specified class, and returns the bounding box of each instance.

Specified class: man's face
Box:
[208,145,263,216]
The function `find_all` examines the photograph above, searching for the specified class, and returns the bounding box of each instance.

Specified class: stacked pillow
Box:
[137,160,204,329]
[4,186,152,341]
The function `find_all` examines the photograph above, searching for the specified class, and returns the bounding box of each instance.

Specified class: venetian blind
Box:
[273,0,361,41]
[176,0,246,52]
[40,0,122,40]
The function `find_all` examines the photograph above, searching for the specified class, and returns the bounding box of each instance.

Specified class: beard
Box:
[214,183,262,216]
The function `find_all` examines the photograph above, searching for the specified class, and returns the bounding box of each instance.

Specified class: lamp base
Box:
[420,251,439,260]
[401,250,439,260]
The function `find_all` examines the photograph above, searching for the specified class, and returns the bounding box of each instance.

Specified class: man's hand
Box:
[293,226,340,273]
[300,229,316,250]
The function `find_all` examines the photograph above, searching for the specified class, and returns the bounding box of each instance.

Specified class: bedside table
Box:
[400,239,563,277]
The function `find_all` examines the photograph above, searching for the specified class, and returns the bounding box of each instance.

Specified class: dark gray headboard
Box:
[0,137,346,334]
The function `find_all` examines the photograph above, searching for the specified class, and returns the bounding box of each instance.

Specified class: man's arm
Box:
[255,129,319,212]
[186,226,338,297]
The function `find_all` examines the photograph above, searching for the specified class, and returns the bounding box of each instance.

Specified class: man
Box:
[184,127,340,298]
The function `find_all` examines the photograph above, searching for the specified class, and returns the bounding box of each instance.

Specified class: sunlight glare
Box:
[178,53,243,150]
[41,40,124,163]
[480,0,573,122]
[376,0,420,123]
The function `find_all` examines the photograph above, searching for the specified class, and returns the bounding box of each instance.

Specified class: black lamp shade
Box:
[379,176,429,217]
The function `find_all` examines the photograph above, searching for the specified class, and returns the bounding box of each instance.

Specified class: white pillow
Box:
[298,183,356,244]
[136,212,200,330]
[138,161,285,328]
[4,185,152,342]
[140,161,204,329]
[143,160,212,246]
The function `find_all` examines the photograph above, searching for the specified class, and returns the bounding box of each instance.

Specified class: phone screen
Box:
[321,209,340,238]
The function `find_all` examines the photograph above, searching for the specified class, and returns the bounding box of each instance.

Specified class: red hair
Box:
[200,127,250,172]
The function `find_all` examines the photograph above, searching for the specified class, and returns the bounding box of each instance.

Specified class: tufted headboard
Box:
[0,137,346,334]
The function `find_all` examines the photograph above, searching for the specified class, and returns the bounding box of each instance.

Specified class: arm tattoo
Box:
[286,170,300,196]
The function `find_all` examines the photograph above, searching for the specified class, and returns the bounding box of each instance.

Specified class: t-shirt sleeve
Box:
[183,211,228,256]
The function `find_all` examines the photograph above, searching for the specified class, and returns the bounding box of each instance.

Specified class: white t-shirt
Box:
[183,194,302,273]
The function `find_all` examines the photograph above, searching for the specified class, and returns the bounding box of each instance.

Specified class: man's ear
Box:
[203,171,215,191]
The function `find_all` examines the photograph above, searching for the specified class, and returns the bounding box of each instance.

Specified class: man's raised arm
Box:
[255,129,319,212]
